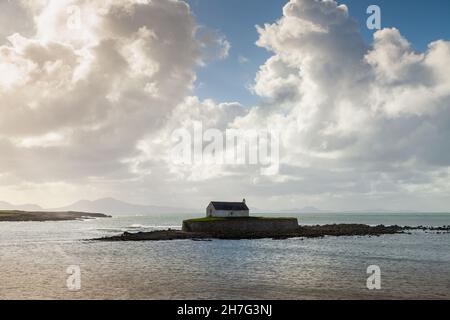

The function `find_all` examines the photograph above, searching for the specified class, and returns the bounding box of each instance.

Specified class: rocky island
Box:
[0,210,111,222]
[96,221,450,242]
[96,222,415,242]
[95,199,450,242]
[92,201,450,242]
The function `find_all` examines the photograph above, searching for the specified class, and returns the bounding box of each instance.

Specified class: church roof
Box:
[210,201,249,211]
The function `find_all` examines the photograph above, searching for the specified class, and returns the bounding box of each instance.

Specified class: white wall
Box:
[206,203,215,217]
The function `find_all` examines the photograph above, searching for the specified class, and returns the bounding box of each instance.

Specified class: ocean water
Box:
[0,212,449,300]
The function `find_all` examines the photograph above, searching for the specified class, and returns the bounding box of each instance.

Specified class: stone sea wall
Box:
[182,218,299,234]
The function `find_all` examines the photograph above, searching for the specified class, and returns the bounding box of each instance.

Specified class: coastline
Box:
[0,210,111,222]
[94,223,450,242]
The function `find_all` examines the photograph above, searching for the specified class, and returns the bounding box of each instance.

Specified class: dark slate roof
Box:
[210,201,249,211]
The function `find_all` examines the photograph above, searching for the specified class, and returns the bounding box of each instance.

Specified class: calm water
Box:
[0,212,449,300]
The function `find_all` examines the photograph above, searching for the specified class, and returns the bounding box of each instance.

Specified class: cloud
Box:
[197,27,231,63]
[238,55,249,64]
[0,1,35,43]
[131,96,249,181]
[0,0,200,188]
[237,0,450,209]
[1,0,450,211]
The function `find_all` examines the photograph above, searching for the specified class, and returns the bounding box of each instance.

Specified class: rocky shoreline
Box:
[94,224,450,242]
[0,210,111,222]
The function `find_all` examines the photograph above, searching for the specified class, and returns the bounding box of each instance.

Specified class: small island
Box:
[0,210,111,222]
[95,200,450,242]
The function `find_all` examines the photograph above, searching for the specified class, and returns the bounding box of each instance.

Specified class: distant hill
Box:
[0,200,322,216]
[0,201,43,212]
[49,198,198,216]
[1,199,427,217]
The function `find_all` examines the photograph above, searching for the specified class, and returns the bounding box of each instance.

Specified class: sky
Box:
[0,0,450,211]
[188,0,450,106]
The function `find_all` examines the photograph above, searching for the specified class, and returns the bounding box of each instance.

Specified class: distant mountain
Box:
[2,198,426,216]
[50,198,197,216]
[0,201,43,212]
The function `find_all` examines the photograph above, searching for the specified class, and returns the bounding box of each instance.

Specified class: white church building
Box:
[206,199,250,218]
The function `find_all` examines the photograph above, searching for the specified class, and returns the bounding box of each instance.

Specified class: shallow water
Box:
[0,212,449,299]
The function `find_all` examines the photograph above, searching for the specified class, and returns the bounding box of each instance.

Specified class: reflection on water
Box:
[0,213,449,299]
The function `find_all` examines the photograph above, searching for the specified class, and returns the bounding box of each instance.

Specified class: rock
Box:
[92,223,449,242]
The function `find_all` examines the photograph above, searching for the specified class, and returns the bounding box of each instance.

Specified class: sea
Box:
[0,212,449,300]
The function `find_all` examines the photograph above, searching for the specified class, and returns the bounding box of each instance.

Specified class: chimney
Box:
[243,198,246,204]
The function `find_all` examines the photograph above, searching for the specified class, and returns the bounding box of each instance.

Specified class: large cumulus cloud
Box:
[2,0,450,211]
[0,0,201,185]
[238,0,450,209]
[160,0,450,211]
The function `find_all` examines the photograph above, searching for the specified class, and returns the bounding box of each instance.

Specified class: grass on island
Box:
[185,216,295,223]
[0,211,19,216]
